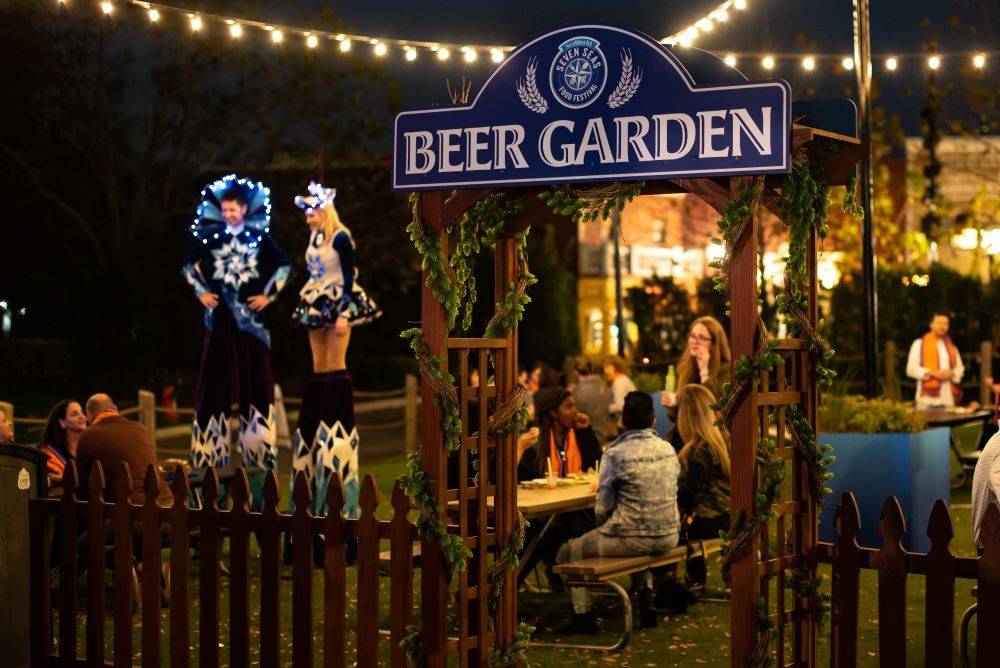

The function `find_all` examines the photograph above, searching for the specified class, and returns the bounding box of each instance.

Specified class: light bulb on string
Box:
[490,48,504,63]
[148,9,159,22]
[885,57,897,71]
[190,15,202,32]
[463,47,477,62]
[696,18,713,33]
[802,56,815,71]
[762,55,775,70]
[374,42,387,57]
[306,34,318,49]
[339,38,351,53]
[714,9,729,22]
[229,23,242,39]
[928,55,940,70]
[405,47,417,62]
[271,30,283,44]
[973,53,985,69]
[100,1,112,15]
[734,0,747,9]
[438,47,450,61]
[842,57,854,70]
[724,53,737,67]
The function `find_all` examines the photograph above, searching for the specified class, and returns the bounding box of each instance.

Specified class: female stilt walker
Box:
[290,183,380,554]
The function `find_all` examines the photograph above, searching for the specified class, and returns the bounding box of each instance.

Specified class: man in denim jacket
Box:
[555,391,680,632]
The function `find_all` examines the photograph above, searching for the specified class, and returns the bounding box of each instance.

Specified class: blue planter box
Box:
[818,428,950,552]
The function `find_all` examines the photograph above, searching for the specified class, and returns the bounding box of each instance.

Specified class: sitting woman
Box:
[38,399,87,489]
[675,383,732,588]
[515,387,601,588]
[661,315,732,450]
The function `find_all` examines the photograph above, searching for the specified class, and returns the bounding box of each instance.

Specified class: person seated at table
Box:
[76,393,173,507]
[0,408,14,443]
[971,430,1000,553]
[661,316,731,450]
[977,375,999,451]
[515,387,601,589]
[555,391,680,632]
[675,383,731,589]
[38,398,88,489]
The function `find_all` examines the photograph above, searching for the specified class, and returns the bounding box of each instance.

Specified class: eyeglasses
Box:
[688,333,713,344]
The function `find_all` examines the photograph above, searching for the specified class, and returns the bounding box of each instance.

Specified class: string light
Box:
[842,56,854,70]
[374,42,387,56]
[973,53,985,69]
[734,0,747,9]
[100,1,112,14]
[885,56,897,71]
[229,22,242,39]
[462,46,477,62]
[437,47,450,61]
[270,30,283,44]
[147,8,158,22]
[339,38,351,53]
[405,47,417,62]
[802,55,815,71]
[490,48,503,63]
[306,34,318,48]
[724,53,737,67]
[928,55,941,70]
[762,55,774,70]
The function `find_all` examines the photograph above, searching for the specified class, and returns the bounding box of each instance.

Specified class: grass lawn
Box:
[55,428,984,666]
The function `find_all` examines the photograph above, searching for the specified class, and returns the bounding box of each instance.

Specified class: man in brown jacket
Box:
[77,393,173,507]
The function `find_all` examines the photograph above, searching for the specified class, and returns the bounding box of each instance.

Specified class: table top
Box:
[919,408,994,428]
[480,482,596,519]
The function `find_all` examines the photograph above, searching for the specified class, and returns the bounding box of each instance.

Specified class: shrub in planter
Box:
[818,395,948,552]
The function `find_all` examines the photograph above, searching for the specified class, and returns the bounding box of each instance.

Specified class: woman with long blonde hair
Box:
[287,183,381,564]
[675,383,731,588]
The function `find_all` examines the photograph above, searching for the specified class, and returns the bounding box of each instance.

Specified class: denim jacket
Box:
[595,428,680,538]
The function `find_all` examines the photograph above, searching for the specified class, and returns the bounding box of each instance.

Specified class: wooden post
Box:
[729,176,761,667]
[981,340,994,406]
[419,191,449,668]
[138,390,156,443]
[404,374,418,455]
[884,341,898,401]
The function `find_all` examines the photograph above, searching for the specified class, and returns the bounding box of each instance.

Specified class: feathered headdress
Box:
[294,181,337,211]
[191,174,271,239]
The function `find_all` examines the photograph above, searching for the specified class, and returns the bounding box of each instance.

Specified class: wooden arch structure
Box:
[403,125,864,667]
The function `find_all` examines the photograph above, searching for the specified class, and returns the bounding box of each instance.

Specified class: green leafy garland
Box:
[707,161,847,666]
[539,181,645,223]
[401,191,536,666]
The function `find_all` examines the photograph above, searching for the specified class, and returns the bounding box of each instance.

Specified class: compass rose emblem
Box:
[549,36,607,109]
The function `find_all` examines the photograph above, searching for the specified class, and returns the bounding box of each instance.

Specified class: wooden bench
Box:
[535,538,725,652]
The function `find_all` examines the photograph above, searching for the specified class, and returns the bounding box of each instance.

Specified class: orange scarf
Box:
[548,428,582,478]
[920,332,958,398]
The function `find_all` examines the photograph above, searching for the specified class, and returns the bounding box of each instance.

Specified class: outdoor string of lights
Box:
[64,0,994,75]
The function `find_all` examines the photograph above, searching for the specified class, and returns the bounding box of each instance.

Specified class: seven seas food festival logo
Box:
[517,36,643,113]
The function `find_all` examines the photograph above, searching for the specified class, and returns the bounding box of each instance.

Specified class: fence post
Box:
[885,341,899,400]
[404,374,418,455]
[982,340,994,406]
[274,383,291,449]
[138,389,156,444]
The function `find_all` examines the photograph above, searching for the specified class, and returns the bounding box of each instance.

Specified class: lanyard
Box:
[554,430,569,477]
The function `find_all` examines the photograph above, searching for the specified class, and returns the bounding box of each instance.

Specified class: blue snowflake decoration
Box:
[191,174,271,240]
[306,253,325,281]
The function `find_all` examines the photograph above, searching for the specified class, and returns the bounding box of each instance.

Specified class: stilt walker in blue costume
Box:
[290,182,380,526]
[182,175,291,510]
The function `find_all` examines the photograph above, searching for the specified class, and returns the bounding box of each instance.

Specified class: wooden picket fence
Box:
[819,492,1000,667]
[29,461,418,667]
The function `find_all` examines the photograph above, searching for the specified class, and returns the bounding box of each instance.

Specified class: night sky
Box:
[236,0,998,133]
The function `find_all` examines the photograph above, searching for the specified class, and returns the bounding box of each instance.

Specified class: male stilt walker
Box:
[183,175,291,510]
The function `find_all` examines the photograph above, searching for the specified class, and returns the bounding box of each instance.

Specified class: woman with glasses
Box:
[661,316,731,449]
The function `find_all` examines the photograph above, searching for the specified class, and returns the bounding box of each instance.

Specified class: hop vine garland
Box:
[707,157,850,666]
[539,181,645,223]
[401,191,536,665]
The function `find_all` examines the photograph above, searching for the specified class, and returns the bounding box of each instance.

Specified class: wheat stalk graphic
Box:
[516,58,548,114]
[607,49,643,109]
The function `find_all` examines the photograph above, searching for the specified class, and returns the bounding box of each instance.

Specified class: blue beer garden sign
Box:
[392,24,792,191]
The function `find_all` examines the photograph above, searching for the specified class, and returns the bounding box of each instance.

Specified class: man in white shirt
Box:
[971,431,1000,551]
[906,312,965,408]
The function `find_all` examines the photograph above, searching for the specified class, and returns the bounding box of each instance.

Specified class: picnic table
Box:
[920,408,994,488]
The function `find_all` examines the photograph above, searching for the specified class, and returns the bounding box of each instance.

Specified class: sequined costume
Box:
[182,175,290,511]
[289,183,381,521]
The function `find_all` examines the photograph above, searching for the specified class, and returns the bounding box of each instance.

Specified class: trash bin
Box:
[0,444,48,668]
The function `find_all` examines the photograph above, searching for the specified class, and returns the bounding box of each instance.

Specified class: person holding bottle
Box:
[660,316,731,450]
